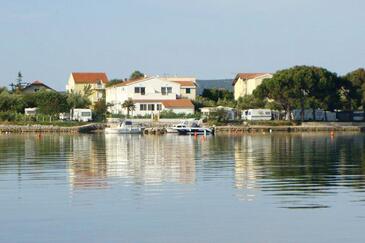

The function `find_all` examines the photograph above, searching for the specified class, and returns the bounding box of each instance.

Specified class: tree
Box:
[193,96,217,112]
[0,87,7,94]
[10,71,28,92]
[93,98,109,121]
[344,68,365,110]
[236,95,266,110]
[202,88,234,102]
[34,90,69,115]
[122,98,135,118]
[130,71,144,80]
[67,91,91,109]
[254,66,343,120]
[0,91,25,112]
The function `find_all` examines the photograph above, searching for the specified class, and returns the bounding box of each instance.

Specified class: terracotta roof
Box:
[172,81,196,87]
[130,99,194,108]
[72,72,109,84]
[232,73,270,85]
[32,80,43,84]
[162,99,194,108]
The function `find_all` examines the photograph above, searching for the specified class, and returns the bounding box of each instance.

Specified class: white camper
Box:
[242,109,272,121]
[25,108,37,116]
[71,109,92,122]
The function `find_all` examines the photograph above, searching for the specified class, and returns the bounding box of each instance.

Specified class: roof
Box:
[32,80,43,85]
[22,80,54,91]
[172,81,196,87]
[72,72,109,84]
[108,77,196,88]
[232,73,271,85]
[162,99,194,108]
[131,99,194,108]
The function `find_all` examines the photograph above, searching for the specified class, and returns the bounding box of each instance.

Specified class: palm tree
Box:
[122,98,135,118]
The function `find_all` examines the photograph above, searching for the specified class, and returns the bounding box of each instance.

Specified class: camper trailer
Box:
[24,108,37,116]
[242,109,272,121]
[71,109,92,122]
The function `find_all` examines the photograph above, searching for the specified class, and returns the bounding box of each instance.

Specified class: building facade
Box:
[66,72,109,104]
[232,73,272,100]
[106,77,195,116]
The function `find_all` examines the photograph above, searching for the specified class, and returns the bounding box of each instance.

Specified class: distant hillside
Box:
[196,79,233,95]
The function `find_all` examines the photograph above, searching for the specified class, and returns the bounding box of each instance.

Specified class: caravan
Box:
[71,109,92,122]
[242,109,272,121]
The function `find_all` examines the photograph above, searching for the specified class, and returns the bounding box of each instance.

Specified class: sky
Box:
[0,0,364,91]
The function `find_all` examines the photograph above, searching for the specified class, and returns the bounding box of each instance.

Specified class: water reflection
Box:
[104,134,196,185]
[1,133,365,209]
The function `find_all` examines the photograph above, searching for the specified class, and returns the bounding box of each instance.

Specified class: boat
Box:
[105,120,144,134]
[176,123,214,135]
[166,121,189,133]
[166,119,203,133]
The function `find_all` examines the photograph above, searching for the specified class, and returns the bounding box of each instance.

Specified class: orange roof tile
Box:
[232,73,270,85]
[130,99,194,108]
[72,72,109,84]
[162,99,194,108]
[172,81,196,87]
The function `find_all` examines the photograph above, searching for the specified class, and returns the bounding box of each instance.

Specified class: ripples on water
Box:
[1,133,365,242]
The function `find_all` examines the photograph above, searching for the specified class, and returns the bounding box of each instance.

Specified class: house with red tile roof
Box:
[106,76,195,116]
[21,80,55,94]
[66,72,109,105]
[232,73,272,100]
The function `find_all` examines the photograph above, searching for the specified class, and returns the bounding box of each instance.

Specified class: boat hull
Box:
[177,127,214,135]
[105,128,144,134]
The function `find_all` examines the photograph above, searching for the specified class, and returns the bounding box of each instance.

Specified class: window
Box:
[81,112,91,117]
[157,104,162,111]
[148,104,155,111]
[140,104,147,111]
[161,87,172,95]
[135,87,145,95]
[186,88,191,94]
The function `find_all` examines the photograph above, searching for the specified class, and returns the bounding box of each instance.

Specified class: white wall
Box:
[106,77,183,114]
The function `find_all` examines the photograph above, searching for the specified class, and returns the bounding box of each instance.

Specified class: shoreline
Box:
[1,122,364,134]
[0,123,104,134]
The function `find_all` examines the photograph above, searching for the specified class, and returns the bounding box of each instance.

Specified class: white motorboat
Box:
[166,120,200,133]
[176,122,214,135]
[105,120,144,134]
[166,123,188,133]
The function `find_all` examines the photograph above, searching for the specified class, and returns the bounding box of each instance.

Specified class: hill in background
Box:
[196,79,233,95]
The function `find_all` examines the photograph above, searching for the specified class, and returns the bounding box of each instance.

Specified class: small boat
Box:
[176,123,214,135]
[166,122,188,133]
[105,120,144,134]
[166,119,203,133]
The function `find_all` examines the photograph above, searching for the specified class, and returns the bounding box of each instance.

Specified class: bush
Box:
[0,112,17,121]
[159,110,200,119]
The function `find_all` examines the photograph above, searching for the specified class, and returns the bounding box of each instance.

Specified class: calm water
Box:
[1,133,365,243]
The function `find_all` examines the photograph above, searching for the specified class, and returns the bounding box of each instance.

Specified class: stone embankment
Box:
[215,124,365,133]
[0,123,105,134]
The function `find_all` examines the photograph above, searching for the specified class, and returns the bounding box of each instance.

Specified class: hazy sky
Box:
[0,0,364,90]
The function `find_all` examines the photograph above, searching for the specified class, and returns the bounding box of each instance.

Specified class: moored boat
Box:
[176,125,214,135]
[105,120,144,134]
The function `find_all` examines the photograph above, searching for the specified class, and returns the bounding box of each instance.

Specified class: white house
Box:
[106,77,195,116]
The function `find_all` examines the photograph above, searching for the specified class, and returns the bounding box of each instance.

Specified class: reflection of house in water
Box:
[105,135,196,185]
[234,135,272,201]
[68,135,108,189]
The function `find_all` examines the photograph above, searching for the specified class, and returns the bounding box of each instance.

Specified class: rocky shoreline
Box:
[0,123,105,134]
